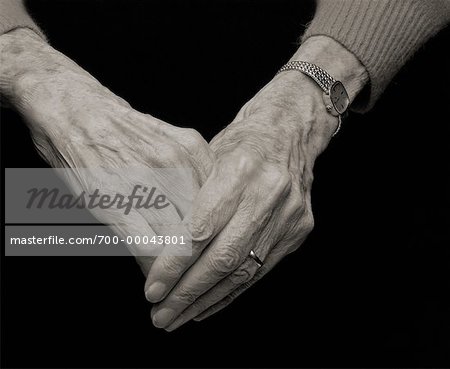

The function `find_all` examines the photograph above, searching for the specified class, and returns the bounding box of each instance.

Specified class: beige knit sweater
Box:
[1,0,449,112]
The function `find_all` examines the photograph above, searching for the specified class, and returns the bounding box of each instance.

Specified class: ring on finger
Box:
[248,249,263,268]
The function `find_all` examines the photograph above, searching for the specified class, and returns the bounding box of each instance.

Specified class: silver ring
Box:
[249,250,263,268]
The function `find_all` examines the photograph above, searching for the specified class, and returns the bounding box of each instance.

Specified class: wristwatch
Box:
[277,60,349,136]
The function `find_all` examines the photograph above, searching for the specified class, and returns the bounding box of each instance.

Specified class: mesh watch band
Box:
[277,60,345,137]
[277,61,335,93]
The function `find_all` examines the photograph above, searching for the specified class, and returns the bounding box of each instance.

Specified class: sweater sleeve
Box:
[0,0,46,40]
[302,0,450,113]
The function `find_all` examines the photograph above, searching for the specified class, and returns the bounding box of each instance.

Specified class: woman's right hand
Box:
[0,28,215,274]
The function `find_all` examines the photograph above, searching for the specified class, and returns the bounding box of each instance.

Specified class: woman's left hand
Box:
[145,71,338,330]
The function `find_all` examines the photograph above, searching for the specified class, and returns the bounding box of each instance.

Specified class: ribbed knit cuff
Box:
[0,0,47,41]
[302,0,450,113]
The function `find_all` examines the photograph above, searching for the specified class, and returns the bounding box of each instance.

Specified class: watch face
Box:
[330,81,349,115]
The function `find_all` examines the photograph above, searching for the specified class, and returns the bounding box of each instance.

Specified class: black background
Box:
[1,0,449,367]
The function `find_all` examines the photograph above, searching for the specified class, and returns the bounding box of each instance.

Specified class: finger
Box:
[120,169,195,277]
[192,245,287,323]
[134,194,189,276]
[166,177,312,327]
[170,127,215,185]
[163,202,289,330]
[111,179,187,275]
[109,210,159,275]
[144,165,246,302]
[150,162,292,327]
[139,120,214,187]
[193,233,310,323]
[165,257,259,331]
[150,193,274,328]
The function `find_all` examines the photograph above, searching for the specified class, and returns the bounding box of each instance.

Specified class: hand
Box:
[0,28,215,273]
[145,35,368,330]
[145,70,332,329]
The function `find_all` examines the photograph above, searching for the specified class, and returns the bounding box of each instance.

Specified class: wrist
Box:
[235,35,369,146]
[0,28,95,113]
[0,29,48,101]
[241,70,338,144]
[292,35,368,103]
[227,78,333,161]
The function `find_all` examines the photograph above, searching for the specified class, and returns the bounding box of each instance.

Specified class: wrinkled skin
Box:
[0,28,215,273]
[1,29,367,329]
[146,71,339,329]
[146,34,368,330]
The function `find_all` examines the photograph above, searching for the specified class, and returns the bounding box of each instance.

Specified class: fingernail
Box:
[165,317,185,332]
[152,308,176,328]
[145,281,166,302]
[164,324,178,333]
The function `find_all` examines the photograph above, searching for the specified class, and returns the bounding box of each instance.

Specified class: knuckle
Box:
[274,170,292,196]
[174,285,197,305]
[222,294,235,304]
[303,211,315,233]
[160,256,186,278]
[163,143,182,161]
[208,247,243,275]
[183,128,205,146]
[178,128,210,160]
[189,216,214,242]
[229,266,254,285]
[190,299,208,312]
[223,148,261,175]
[149,141,182,166]
[262,167,292,198]
[289,239,304,254]
[288,192,306,219]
